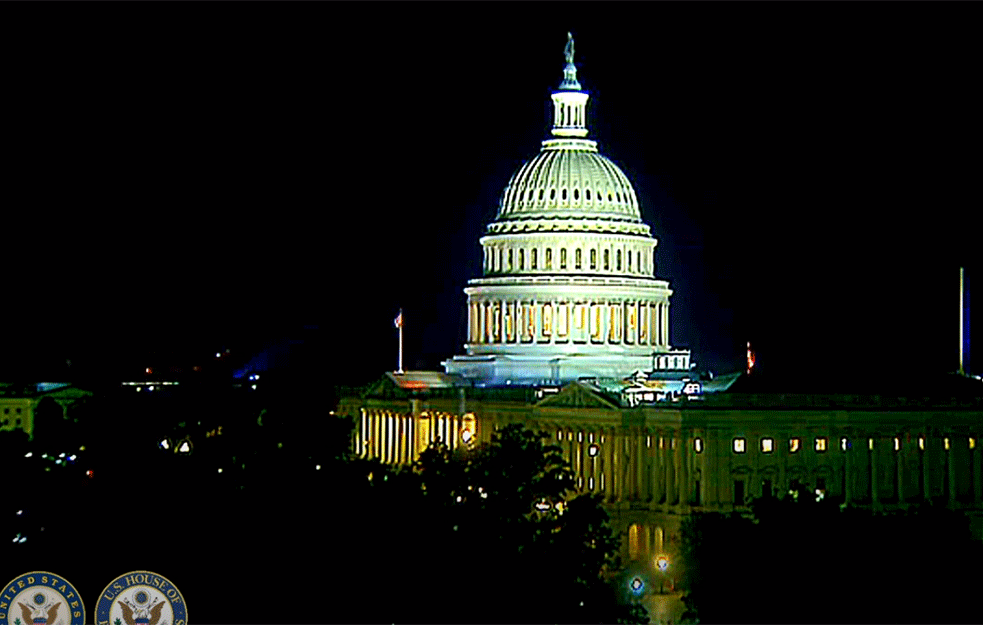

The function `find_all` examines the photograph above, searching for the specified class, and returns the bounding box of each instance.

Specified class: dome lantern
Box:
[551,33,589,139]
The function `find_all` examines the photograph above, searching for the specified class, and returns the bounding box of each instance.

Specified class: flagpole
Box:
[396,309,404,374]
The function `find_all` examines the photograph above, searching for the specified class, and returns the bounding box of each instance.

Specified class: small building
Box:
[0,383,93,440]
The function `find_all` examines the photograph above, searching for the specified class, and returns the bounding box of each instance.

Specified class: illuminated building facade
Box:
[338,37,983,585]
[442,34,690,386]
[0,383,92,440]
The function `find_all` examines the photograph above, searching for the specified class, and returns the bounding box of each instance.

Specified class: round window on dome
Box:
[538,189,544,201]
[586,189,591,201]
[574,189,579,201]
[616,192,622,203]
[562,189,568,201]
[608,193,613,202]
[550,189,556,201]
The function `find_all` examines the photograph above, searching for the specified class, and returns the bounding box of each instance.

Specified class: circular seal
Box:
[96,571,187,625]
[0,571,86,625]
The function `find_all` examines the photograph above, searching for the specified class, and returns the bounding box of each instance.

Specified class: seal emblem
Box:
[95,572,187,625]
[1,571,85,625]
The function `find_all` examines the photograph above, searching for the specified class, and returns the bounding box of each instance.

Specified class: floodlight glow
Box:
[588,443,599,457]
[630,577,644,594]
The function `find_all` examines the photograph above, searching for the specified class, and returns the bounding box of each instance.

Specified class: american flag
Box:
[394,310,403,328]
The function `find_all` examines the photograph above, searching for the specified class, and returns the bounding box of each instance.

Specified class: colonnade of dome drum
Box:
[481,235,655,277]
[466,298,671,349]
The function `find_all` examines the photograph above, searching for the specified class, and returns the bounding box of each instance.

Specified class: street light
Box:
[654,555,670,593]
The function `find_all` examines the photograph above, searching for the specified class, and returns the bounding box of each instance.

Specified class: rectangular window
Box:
[734,480,745,505]
[761,438,774,454]
[815,437,827,452]
[733,438,746,454]
[840,437,850,451]
[789,438,801,453]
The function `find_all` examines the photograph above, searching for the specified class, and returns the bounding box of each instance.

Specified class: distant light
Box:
[315,464,321,470]
[79,445,85,451]
[655,556,669,572]
[136,386,142,392]
[86,470,94,478]
[148,385,154,392]
[59,453,65,458]
[19,536,27,543]
[216,353,221,358]
[588,443,600,457]
[159,439,170,450]
[24,452,32,458]
[145,367,152,374]
[16,510,22,516]
[218,468,223,473]
[68,455,76,461]
[251,384,257,390]
[461,429,473,443]
[456,496,463,503]
[630,577,644,593]
[178,440,191,454]
[535,500,551,512]
[254,374,259,380]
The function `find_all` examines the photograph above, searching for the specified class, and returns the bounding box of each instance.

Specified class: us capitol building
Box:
[338,36,983,584]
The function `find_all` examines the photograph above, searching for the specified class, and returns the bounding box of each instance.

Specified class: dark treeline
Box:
[680,487,983,623]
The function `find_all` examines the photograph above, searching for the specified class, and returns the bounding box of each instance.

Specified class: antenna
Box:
[960,267,965,376]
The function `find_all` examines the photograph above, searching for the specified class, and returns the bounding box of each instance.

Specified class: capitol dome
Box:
[496,139,642,225]
[443,34,690,386]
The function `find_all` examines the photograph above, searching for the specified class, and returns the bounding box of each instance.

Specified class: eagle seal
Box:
[95,572,187,625]
[0,572,85,625]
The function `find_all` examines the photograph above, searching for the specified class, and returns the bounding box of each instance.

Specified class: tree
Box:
[366,424,649,624]
[680,491,983,624]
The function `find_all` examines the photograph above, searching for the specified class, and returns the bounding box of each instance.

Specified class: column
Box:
[843,434,853,504]
[604,429,615,502]
[948,438,958,507]
[664,435,676,505]
[478,301,486,344]
[636,428,645,501]
[662,302,670,347]
[896,441,905,504]
[870,436,880,508]
[651,430,664,504]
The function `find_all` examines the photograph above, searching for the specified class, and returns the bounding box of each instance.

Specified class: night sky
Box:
[6,6,980,389]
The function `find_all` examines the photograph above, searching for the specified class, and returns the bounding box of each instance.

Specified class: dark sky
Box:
[5,5,980,386]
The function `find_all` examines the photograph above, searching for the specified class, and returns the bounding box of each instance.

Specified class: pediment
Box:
[536,382,620,410]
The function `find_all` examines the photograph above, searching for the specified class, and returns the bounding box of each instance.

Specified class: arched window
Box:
[531,248,538,270]
[603,249,610,271]
[586,188,591,201]
[562,189,568,202]
[550,189,556,200]
[616,249,622,271]
[590,249,597,270]
[545,248,553,270]
[560,248,567,269]
[575,248,582,269]
[574,188,579,201]
[519,249,525,270]
[628,250,633,271]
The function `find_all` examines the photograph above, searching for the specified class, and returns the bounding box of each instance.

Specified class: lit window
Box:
[560,248,567,269]
[869,438,875,450]
[578,431,583,443]
[971,437,977,450]
[588,476,594,490]
[789,438,801,453]
[604,249,610,271]
[815,437,827,452]
[557,430,562,441]
[616,250,622,271]
[694,437,703,453]
[733,438,746,454]
[589,432,595,443]
[894,437,900,452]
[761,438,774,454]
[945,437,951,450]
[588,444,599,457]
[531,249,538,270]
[918,436,925,451]
[840,437,849,451]
[575,249,582,269]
